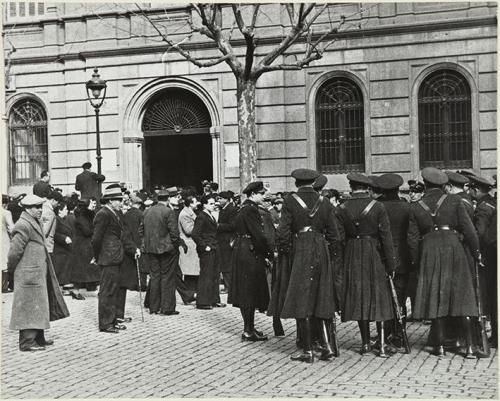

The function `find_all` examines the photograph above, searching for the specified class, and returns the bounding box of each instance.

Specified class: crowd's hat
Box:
[469,175,494,189]
[218,191,232,199]
[48,189,64,202]
[130,194,143,204]
[421,167,448,185]
[101,186,124,200]
[242,181,265,195]
[157,189,170,199]
[144,199,154,206]
[167,186,180,196]
[346,172,372,187]
[313,174,328,190]
[291,168,320,182]
[376,173,404,190]
[82,162,92,169]
[20,194,45,207]
[445,171,469,186]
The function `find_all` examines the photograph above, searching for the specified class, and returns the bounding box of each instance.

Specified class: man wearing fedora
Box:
[92,186,140,333]
[8,194,69,350]
[75,162,106,200]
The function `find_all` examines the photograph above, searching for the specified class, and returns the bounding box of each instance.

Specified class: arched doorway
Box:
[141,88,213,191]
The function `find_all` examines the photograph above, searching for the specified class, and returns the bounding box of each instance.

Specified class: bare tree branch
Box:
[285,4,295,25]
[250,4,260,31]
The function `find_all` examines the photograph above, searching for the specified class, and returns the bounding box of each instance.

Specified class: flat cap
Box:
[291,168,320,181]
[346,173,372,186]
[218,191,232,199]
[166,186,180,196]
[445,171,469,186]
[20,194,45,207]
[242,181,265,195]
[313,174,328,190]
[421,167,448,185]
[376,173,404,190]
[469,175,494,188]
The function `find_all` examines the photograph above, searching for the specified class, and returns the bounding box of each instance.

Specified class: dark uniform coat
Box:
[92,206,124,266]
[71,208,101,283]
[75,170,106,200]
[276,187,340,319]
[52,215,73,285]
[33,180,51,198]
[8,211,69,330]
[336,192,396,321]
[216,203,237,273]
[408,188,480,319]
[228,200,271,310]
[457,191,474,220]
[192,211,220,306]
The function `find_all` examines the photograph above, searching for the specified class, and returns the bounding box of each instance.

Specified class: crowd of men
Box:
[2,161,497,365]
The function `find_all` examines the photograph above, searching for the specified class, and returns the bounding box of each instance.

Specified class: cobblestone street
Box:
[1,290,497,399]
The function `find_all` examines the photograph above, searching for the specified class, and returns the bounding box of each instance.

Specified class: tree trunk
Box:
[236,78,257,190]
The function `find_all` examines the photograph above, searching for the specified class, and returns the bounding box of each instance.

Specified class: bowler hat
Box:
[313,174,328,191]
[242,181,266,196]
[445,171,469,186]
[421,167,448,186]
[291,169,320,182]
[20,194,45,207]
[376,173,404,190]
[346,173,372,187]
[101,186,124,200]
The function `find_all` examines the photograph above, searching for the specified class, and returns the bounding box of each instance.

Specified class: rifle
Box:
[388,275,411,354]
[475,259,490,356]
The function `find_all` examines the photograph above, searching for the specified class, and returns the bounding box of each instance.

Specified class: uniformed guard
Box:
[276,169,340,363]
[408,167,481,358]
[336,173,396,357]
[470,174,497,348]
[376,173,411,349]
[228,181,272,342]
[446,171,474,219]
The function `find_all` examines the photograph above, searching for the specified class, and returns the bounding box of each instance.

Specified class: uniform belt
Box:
[297,226,319,234]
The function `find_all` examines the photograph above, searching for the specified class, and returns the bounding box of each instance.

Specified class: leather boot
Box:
[358,320,371,355]
[273,317,285,336]
[319,319,335,361]
[377,321,389,358]
[291,318,314,363]
[432,318,446,357]
[463,316,478,359]
[295,319,303,349]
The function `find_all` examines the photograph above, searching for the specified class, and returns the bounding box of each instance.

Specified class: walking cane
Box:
[135,255,145,322]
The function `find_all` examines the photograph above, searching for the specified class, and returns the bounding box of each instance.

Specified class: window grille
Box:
[5,2,44,22]
[418,69,472,169]
[142,89,211,136]
[316,77,365,173]
[8,99,48,185]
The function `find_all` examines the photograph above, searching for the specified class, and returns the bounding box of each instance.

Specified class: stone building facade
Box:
[2,2,497,194]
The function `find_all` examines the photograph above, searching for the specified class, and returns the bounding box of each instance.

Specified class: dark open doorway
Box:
[144,134,212,191]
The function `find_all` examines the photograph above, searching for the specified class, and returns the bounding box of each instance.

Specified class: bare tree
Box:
[134,3,370,189]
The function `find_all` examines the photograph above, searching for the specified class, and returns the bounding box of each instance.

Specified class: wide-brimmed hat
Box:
[101,186,123,200]
[20,194,45,207]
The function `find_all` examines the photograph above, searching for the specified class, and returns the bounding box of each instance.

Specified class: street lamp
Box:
[85,67,107,198]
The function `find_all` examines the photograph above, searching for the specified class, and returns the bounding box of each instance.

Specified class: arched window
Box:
[418,69,472,169]
[8,98,48,185]
[316,76,365,173]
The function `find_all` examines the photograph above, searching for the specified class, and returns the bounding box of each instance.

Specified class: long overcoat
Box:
[8,211,69,330]
[217,202,237,273]
[92,206,125,266]
[228,200,271,311]
[408,188,480,319]
[275,187,340,319]
[336,192,396,322]
[52,215,73,285]
[178,206,200,276]
[75,170,106,200]
[71,207,100,283]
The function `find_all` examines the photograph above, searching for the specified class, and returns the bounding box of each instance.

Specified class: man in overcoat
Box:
[75,162,106,200]
[92,186,139,333]
[192,194,224,309]
[216,191,237,294]
[141,189,183,315]
[276,169,340,363]
[33,170,52,199]
[42,190,63,255]
[8,194,70,351]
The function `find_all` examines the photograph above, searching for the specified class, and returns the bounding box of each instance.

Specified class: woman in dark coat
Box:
[408,167,481,359]
[52,201,73,287]
[336,173,396,356]
[228,181,272,341]
[70,198,100,297]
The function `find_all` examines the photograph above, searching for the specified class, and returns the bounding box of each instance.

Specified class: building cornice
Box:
[6,15,497,66]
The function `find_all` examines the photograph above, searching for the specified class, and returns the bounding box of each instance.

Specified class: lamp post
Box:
[85,67,107,198]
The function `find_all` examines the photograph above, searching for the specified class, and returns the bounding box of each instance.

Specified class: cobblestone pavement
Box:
[2,290,497,399]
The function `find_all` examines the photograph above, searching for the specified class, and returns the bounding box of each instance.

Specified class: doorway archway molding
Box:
[121,76,222,190]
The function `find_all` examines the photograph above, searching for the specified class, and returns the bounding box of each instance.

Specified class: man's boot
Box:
[358,320,371,355]
[319,319,335,361]
[291,318,314,363]
[432,318,446,358]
